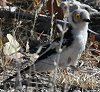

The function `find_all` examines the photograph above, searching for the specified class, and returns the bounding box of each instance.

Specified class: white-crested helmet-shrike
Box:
[33,8,90,72]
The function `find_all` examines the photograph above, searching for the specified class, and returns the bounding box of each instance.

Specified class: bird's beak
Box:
[82,19,91,22]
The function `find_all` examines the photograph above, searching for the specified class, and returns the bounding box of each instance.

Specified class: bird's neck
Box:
[71,23,88,47]
[72,23,88,35]
[73,22,88,30]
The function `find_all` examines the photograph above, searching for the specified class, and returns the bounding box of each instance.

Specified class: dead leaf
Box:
[0,0,7,6]
[47,0,64,19]
[3,34,21,56]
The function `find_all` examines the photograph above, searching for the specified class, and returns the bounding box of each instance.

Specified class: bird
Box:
[33,8,90,72]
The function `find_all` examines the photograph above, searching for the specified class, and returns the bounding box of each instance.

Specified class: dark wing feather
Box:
[37,26,74,61]
[54,26,74,47]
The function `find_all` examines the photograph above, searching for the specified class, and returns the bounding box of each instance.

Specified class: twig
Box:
[84,70,100,81]
[50,0,54,41]
[89,49,100,53]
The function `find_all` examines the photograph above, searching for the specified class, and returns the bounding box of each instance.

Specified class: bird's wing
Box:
[36,26,74,61]
[54,26,73,47]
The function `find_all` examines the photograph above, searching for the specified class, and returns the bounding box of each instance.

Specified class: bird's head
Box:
[68,9,90,29]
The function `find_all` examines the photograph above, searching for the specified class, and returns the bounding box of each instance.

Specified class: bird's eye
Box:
[75,14,80,19]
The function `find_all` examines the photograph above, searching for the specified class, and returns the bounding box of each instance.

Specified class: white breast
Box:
[59,28,88,67]
[35,27,88,71]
